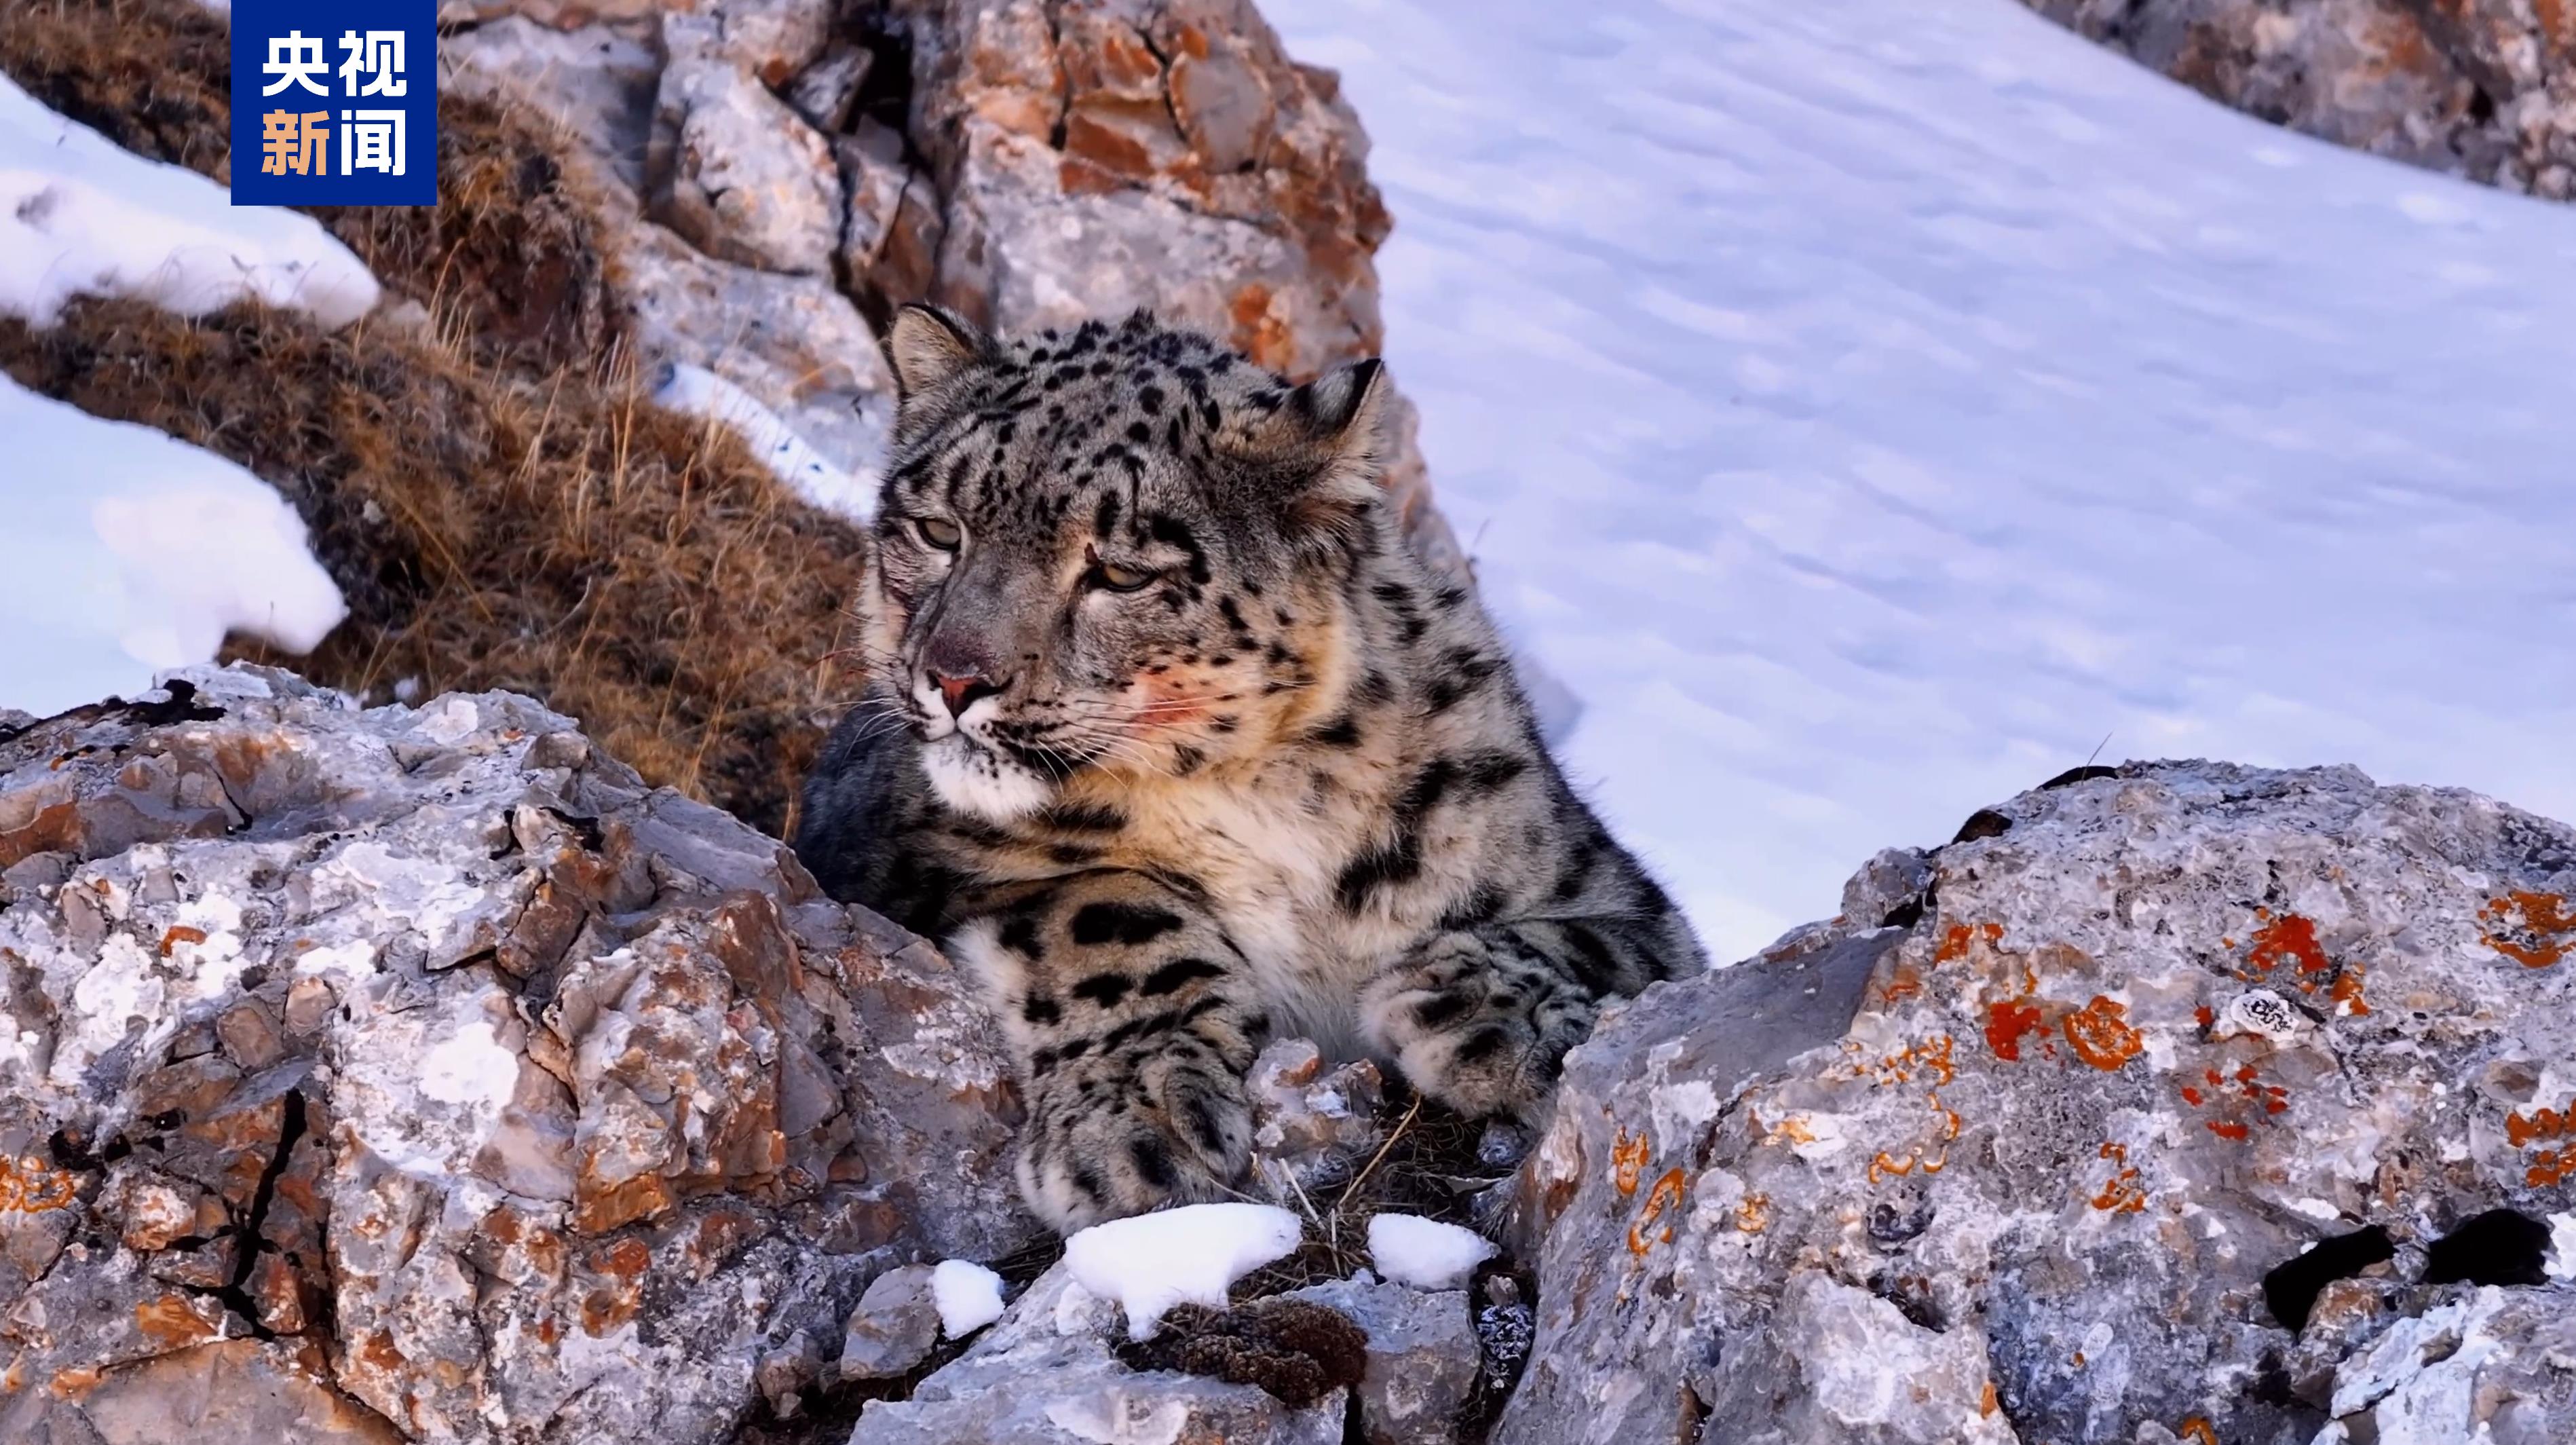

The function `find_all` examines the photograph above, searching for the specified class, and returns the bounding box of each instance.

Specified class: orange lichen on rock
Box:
[2180,1419,2218,1445]
[2480,891,2575,968]
[1986,998,2047,1061]
[2090,1141,2147,1213]
[1936,922,2003,963]
[1876,964,1923,1006]
[2245,911,2330,976]
[134,1294,218,1348]
[2063,996,2144,1071]
[1627,1167,1687,1256]
[0,1155,77,1213]
[2509,1102,2574,1187]
[157,924,208,956]
[1734,1193,1771,1235]
[2507,1104,2568,1148]
[2328,967,2372,1016]
[2207,1120,2251,1141]
[1612,1128,1650,1197]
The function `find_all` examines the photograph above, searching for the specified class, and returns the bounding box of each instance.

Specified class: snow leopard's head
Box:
[862,305,1390,822]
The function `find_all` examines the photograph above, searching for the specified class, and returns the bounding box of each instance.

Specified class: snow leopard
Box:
[795,305,1708,1231]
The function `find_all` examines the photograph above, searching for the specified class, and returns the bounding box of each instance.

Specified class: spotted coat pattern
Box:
[797,307,1709,1231]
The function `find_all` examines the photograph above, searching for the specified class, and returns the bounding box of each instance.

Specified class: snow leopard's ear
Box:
[886,303,991,401]
[1250,358,1389,531]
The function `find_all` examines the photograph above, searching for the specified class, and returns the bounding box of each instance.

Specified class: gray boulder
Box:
[0,667,1037,1444]
[1499,762,2576,1445]
[1289,1275,1481,1445]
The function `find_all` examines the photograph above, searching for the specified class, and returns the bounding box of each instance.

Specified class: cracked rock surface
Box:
[0,666,1036,1444]
[1499,762,2576,1445]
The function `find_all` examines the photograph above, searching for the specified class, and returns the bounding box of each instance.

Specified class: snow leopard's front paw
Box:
[1015,1048,1253,1233]
[1363,936,1602,1122]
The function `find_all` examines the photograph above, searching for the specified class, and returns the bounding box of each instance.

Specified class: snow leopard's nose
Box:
[930,670,1007,718]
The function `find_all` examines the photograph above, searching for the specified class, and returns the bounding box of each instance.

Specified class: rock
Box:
[0,667,1036,1443]
[651,22,844,276]
[835,119,915,280]
[839,1263,942,1381]
[848,1262,1348,1444]
[442,18,662,192]
[2314,1284,2576,1443]
[789,41,875,134]
[611,220,897,489]
[2023,0,2576,201]
[1289,1276,1480,1445]
[1246,1037,1385,1202]
[9,1338,406,1445]
[1498,762,2576,1445]
[438,0,665,26]
[443,16,896,489]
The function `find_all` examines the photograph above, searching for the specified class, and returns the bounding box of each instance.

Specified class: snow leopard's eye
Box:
[1089,560,1156,593]
[915,517,962,551]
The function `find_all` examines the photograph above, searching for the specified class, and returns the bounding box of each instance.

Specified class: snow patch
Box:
[1061,1203,1303,1339]
[1,74,377,328]
[931,1258,1006,1338]
[652,362,875,519]
[1366,1213,1495,1291]
[0,377,347,716]
[2547,1213,2576,1282]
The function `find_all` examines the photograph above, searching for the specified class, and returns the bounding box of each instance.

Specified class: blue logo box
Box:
[229,1,437,206]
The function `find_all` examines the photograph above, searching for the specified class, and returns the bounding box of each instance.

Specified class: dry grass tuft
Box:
[0,301,866,834]
[4,0,613,370]
[1231,1084,1513,1300]
[1,0,233,180]
[1,0,873,836]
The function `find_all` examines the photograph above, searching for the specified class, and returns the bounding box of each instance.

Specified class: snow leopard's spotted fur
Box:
[796,306,1707,1231]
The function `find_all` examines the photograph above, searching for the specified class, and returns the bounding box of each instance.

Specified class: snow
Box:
[651,362,877,519]
[1,79,367,715]
[1366,1212,1495,1291]
[1,73,378,328]
[930,1258,1007,1338]
[1061,1202,1303,1339]
[0,375,347,716]
[1265,0,2576,959]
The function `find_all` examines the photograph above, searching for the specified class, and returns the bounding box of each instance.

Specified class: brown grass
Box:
[1,0,233,181]
[0,0,871,836]
[0,301,866,835]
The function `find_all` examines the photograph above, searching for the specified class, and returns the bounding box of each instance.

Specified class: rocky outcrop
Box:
[0,667,1036,1444]
[1499,762,2576,1444]
[2023,0,2576,200]
[441,0,1458,570]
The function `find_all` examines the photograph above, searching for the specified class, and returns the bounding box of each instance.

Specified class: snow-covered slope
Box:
[1,74,366,715]
[1267,0,2576,958]
[0,377,346,717]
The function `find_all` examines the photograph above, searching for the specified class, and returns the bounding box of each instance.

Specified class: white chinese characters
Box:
[341,111,406,176]
[259,31,330,97]
[337,31,408,98]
